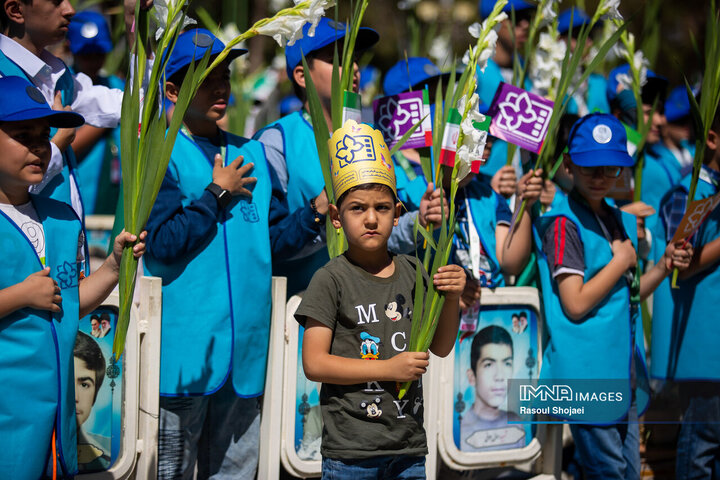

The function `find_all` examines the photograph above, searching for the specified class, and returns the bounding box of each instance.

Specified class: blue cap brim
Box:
[570,150,634,168]
[0,108,85,128]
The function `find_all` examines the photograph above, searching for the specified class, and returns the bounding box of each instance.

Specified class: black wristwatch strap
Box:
[206,182,232,209]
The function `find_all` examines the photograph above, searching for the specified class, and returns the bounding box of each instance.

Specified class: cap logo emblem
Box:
[592,124,612,144]
[25,86,46,104]
[327,20,346,31]
[423,64,439,76]
[193,33,214,48]
[80,22,99,39]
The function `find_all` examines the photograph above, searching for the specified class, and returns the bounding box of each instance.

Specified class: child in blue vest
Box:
[143,29,320,479]
[295,121,465,479]
[0,75,145,480]
[652,107,720,479]
[534,113,692,480]
[0,0,136,222]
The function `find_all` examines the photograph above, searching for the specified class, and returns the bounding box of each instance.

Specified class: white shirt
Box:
[0,34,125,219]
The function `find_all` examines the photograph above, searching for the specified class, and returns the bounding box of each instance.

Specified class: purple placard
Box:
[487,83,554,154]
[373,90,432,150]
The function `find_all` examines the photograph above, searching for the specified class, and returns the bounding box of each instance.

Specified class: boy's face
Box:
[564,154,620,204]
[11,0,75,47]
[467,343,514,409]
[74,357,96,427]
[0,119,51,192]
[642,103,666,145]
[181,59,231,126]
[294,42,360,101]
[330,188,400,254]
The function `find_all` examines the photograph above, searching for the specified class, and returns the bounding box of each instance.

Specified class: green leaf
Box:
[388,114,428,157]
[415,222,438,250]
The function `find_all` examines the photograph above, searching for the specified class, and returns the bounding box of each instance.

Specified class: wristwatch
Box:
[206,182,232,209]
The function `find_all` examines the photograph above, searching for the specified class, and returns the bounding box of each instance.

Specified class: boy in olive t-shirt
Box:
[295,121,465,479]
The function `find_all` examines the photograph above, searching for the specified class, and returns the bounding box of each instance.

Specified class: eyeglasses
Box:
[577,166,623,178]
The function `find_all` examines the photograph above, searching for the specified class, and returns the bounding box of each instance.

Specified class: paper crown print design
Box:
[328,120,396,200]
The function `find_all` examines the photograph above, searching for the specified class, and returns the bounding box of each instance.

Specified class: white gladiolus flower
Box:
[455,145,472,182]
[153,0,196,41]
[539,0,559,25]
[599,0,623,20]
[530,32,566,98]
[256,0,335,47]
[217,23,241,45]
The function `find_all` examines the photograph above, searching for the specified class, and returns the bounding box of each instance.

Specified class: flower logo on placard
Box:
[335,134,365,167]
[498,91,538,131]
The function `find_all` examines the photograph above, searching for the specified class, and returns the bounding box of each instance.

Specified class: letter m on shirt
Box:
[355,304,379,324]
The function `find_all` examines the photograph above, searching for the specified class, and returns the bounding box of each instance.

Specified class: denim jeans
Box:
[321,455,426,480]
[676,382,720,480]
[570,402,640,480]
[157,380,261,480]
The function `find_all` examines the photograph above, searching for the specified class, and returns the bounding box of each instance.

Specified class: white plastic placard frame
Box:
[280,293,321,478]
[437,287,544,471]
[258,277,288,480]
[77,276,162,480]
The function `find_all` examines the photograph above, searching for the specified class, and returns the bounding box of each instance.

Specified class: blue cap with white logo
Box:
[68,11,113,55]
[479,0,534,19]
[382,57,451,97]
[557,8,591,35]
[163,28,247,81]
[284,17,379,81]
[0,76,84,127]
[567,113,634,167]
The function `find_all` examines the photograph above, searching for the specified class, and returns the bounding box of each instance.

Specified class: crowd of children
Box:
[0,0,718,479]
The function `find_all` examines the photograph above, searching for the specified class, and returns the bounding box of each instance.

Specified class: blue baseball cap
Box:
[163,28,247,81]
[567,113,634,167]
[665,85,692,123]
[0,77,84,127]
[606,64,668,106]
[284,17,379,81]
[382,57,453,97]
[68,11,113,55]
[479,0,534,19]
[558,8,590,35]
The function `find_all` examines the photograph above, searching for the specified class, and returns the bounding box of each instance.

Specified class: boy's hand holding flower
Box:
[433,264,467,300]
[663,242,693,272]
[517,169,544,207]
[491,165,518,198]
[419,183,448,229]
[111,231,147,273]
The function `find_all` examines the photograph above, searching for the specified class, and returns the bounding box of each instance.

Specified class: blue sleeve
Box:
[145,174,222,263]
[268,162,324,259]
[495,193,513,225]
[388,211,420,255]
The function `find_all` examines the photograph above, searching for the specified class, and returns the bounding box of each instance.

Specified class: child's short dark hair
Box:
[470,325,513,374]
[335,183,396,208]
[74,331,106,404]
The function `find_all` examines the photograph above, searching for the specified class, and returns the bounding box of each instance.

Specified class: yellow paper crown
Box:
[328,120,396,201]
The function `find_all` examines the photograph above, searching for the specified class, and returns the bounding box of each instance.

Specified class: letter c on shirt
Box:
[391,331,407,352]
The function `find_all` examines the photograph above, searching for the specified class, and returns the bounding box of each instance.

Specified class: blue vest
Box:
[0,196,82,479]
[75,74,124,215]
[534,195,650,420]
[651,170,720,380]
[457,181,506,287]
[256,111,329,295]
[641,142,683,231]
[143,131,272,397]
